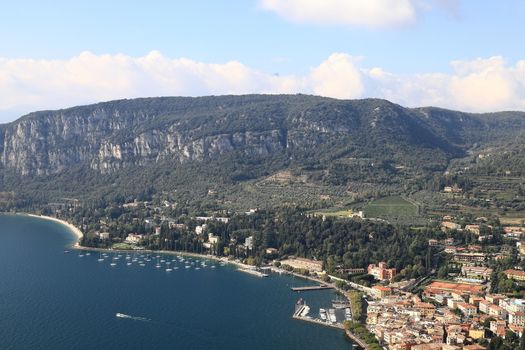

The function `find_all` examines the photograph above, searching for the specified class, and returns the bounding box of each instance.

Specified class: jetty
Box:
[291,284,333,292]
[238,268,269,277]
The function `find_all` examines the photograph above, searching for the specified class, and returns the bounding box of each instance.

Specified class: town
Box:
[25,189,524,350]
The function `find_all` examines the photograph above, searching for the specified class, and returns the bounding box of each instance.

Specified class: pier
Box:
[291,284,334,292]
[293,314,345,330]
[238,268,269,277]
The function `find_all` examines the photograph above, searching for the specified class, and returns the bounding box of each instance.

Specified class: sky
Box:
[0,0,524,122]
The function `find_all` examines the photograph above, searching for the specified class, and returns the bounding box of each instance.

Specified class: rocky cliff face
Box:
[0,95,523,177]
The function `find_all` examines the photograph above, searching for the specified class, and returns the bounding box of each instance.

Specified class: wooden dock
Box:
[291,284,334,292]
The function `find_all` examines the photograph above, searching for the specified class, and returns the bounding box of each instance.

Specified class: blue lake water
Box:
[0,214,355,350]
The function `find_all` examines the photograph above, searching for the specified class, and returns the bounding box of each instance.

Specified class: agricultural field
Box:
[364,196,419,219]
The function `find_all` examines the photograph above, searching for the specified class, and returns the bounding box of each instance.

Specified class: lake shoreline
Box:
[9,212,363,348]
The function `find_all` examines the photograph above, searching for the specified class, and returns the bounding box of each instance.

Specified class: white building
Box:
[125,233,144,244]
[195,224,207,235]
[208,233,219,245]
[245,236,254,250]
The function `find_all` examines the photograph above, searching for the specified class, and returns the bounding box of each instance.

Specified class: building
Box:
[372,285,392,299]
[461,266,493,281]
[368,261,397,281]
[490,320,507,338]
[441,221,461,231]
[244,236,254,250]
[468,327,485,340]
[488,304,507,319]
[195,224,207,235]
[96,231,110,240]
[504,269,525,281]
[457,302,477,316]
[452,252,488,264]
[265,248,278,255]
[208,233,219,245]
[509,311,525,327]
[424,281,484,298]
[124,233,143,244]
[465,225,481,235]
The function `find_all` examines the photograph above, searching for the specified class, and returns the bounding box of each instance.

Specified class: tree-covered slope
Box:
[0,94,523,206]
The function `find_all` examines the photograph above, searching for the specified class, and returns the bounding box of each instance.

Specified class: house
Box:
[428,239,440,246]
[195,224,207,235]
[244,236,254,250]
[265,248,278,255]
[372,285,392,299]
[468,326,485,340]
[490,320,507,338]
[368,261,397,281]
[441,221,461,231]
[504,269,525,281]
[124,233,143,244]
[96,231,110,240]
[465,225,481,235]
[488,304,507,319]
[414,302,436,317]
[457,302,477,316]
[208,233,219,245]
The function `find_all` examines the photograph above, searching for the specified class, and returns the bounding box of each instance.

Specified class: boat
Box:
[185,265,191,269]
[319,308,327,321]
[110,262,117,266]
[126,262,132,266]
[139,263,146,267]
[85,252,91,256]
[300,305,310,317]
[328,309,337,323]
[116,313,127,318]
[165,268,173,272]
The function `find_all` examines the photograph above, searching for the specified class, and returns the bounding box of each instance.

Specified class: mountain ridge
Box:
[1,94,524,205]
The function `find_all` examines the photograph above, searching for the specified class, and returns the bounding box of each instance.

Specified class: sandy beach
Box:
[21,213,84,247]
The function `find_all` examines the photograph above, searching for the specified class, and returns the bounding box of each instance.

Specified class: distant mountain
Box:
[0,95,524,206]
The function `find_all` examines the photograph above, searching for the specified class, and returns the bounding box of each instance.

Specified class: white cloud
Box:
[0,51,524,122]
[259,0,462,28]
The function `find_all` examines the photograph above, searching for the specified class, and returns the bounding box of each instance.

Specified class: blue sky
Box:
[0,0,524,121]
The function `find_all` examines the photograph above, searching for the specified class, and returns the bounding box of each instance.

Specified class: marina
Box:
[292,298,352,330]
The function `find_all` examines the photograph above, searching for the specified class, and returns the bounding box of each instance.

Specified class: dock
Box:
[238,268,269,277]
[291,284,334,292]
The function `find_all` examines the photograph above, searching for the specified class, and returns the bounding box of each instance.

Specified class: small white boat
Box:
[166,268,173,272]
[110,262,117,266]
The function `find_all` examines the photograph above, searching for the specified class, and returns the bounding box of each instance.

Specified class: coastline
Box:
[16,213,84,247]
[6,212,365,347]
